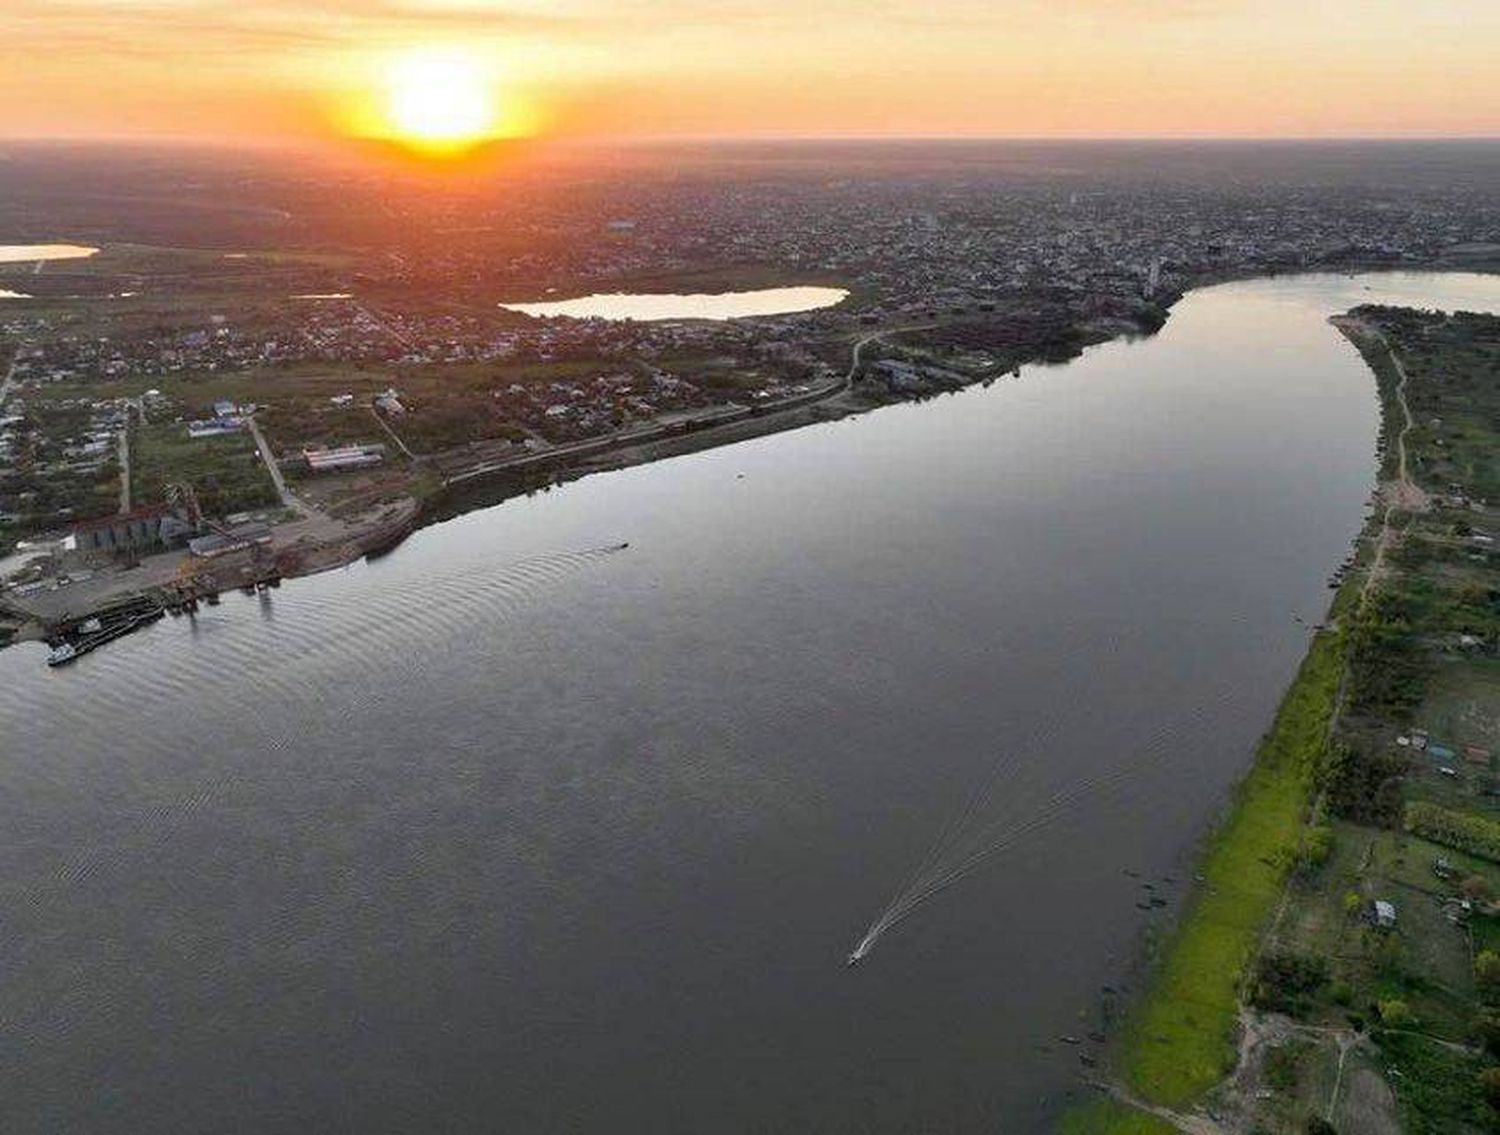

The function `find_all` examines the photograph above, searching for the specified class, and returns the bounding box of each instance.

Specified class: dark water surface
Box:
[4,273,1499,1134]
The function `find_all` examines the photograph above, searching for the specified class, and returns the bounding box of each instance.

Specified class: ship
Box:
[43,604,165,668]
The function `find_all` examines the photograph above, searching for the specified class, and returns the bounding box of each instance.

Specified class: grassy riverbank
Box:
[1066,304,1500,1133]
[1122,632,1343,1103]
[1062,631,1343,1131]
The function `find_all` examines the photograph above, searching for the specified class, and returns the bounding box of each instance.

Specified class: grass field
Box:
[130,420,279,517]
[1058,1099,1176,1135]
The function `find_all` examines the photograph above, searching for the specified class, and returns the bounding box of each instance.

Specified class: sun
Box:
[383,48,497,152]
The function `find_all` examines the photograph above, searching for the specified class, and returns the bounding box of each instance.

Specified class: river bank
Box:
[8,259,1493,657]
[1066,298,1500,1134]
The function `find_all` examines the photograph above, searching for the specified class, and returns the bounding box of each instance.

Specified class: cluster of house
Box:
[186,399,254,439]
[491,370,708,441]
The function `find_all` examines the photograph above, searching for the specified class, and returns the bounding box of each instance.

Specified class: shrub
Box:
[1406,802,1500,863]
[1252,951,1331,1014]
[1477,951,1500,996]
[1298,825,1335,873]
[1378,998,1415,1028]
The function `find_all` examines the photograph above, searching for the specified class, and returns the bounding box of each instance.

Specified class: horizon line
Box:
[1,131,1499,151]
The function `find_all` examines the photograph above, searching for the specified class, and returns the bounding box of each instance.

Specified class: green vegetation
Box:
[1064,306,1500,1134]
[129,420,278,518]
[1377,1031,1490,1134]
[1407,801,1500,862]
[1251,951,1332,1015]
[1057,1099,1175,1135]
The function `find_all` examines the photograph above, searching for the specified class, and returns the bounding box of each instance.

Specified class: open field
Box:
[1060,1100,1176,1135]
[130,419,279,518]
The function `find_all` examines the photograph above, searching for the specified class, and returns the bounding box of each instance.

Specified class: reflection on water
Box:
[501,285,848,321]
[0,289,32,299]
[2,273,1499,1135]
[0,243,99,263]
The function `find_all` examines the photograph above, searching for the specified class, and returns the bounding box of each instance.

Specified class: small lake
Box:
[501,285,848,321]
[0,244,99,264]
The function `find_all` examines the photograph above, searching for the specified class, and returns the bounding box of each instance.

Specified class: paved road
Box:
[0,353,18,407]
[369,406,417,460]
[117,429,130,514]
[246,414,297,509]
[842,329,889,390]
[840,323,939,391]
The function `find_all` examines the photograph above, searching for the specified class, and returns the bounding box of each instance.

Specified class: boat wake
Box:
[845,659,1271,967]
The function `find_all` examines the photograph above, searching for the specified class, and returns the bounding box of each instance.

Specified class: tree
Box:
[1377,998,1414,1028]
[1475,1010,1500,1056]
[1252,952,1330,1013]
[1477,950,1500,995]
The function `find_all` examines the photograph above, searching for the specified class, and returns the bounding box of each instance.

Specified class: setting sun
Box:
[385,49,495,149]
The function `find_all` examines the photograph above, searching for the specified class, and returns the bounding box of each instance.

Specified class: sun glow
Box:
[335,46,539,157]
[387,49,493,144]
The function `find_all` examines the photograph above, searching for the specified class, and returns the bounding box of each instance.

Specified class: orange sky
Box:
[3,0,1498,143]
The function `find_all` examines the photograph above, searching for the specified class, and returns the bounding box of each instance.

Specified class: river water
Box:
[3,272,1498,1133]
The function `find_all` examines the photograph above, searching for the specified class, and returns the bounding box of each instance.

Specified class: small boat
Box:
[46,642,78,667]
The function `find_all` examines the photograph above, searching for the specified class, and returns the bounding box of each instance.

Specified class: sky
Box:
[3,0,1498,144]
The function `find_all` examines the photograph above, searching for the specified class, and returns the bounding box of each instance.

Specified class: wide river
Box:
[4,272,1499,1133]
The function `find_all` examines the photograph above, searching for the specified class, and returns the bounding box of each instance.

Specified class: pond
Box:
[0,243,100,263]
[501,285,849,321]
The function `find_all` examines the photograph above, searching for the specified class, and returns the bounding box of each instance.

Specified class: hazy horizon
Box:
[4,1,1497,151]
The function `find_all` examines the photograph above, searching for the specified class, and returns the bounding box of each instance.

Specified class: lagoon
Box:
[0,244,99,264]
[502,284,848,321]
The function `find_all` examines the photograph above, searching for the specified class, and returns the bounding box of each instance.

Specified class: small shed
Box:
[1375,900,1397,929]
